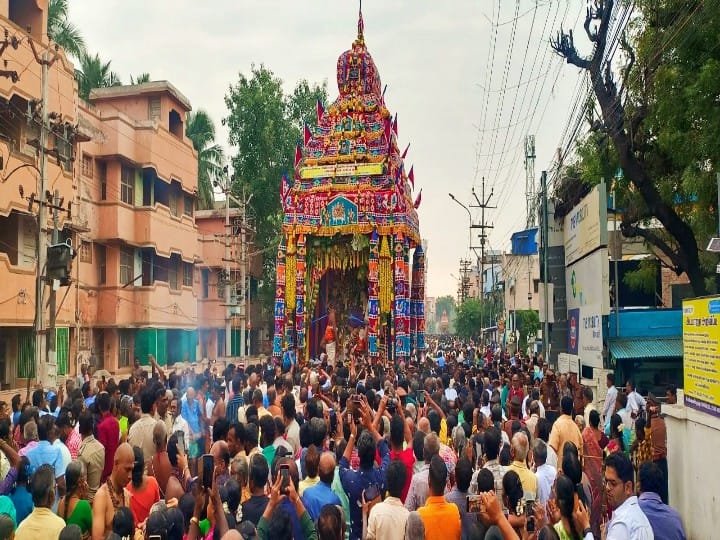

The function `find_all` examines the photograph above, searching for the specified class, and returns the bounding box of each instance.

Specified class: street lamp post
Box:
[449,193,480,299]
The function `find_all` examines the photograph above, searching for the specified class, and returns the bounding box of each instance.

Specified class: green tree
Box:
[224,65,327,319]
[48,0,86,59]
[455,299,483,339]
[185,110,224,210]
[552,0,720,296]
[76,52,121,100]
[515,309,540,351]
[130,73,151,84]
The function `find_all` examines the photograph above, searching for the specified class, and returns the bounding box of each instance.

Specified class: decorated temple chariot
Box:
[272,8,425,365]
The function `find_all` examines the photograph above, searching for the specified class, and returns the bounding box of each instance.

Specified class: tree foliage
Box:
[185,110,224,210]
[551,0,720,296]
[515,309,540,350]
[224,65,328,320]
[455,299,483,340]
[48,0,86,59]
[130,73,151,84]
[76,52,121,100]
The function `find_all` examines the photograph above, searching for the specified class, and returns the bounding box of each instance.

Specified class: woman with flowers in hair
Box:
[605,413,626,456]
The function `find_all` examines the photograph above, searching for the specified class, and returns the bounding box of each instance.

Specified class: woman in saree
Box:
[582,409,604,538]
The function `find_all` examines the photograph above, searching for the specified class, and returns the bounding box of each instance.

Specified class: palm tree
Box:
[76,52,122,100]
[47,0,86,59]
[185,110,224,210]
[130,73,151,85]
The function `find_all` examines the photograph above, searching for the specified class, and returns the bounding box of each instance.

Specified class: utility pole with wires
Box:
[470,176,496,334]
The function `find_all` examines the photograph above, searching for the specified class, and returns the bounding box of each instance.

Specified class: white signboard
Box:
[566,248,610,315]
[568,303,603,369]
[564,184,608,266]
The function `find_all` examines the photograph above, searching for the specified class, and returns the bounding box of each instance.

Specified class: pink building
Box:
[77,82,201,375]
[0,0,78,391]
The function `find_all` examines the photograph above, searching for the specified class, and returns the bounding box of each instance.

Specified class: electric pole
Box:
[470,176,495,335]
[541,170,550,365]
[47,189,60,372]
[32,47,52,386]
[525,135,536,228]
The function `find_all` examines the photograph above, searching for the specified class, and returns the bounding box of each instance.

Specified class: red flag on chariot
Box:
[294,144,302,167]
[384,118,392,143]
[392,113,398,135]
[408,165,415,188]
[401,142,410,159]
[414,188,422,209]
[316,100,324,123]
[304,124,312,145]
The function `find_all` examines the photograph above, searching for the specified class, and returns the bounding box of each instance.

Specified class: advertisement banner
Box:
[564,183,608,266]
[683,296,720,417]
[567,305,602,368]
[565,248,610,315]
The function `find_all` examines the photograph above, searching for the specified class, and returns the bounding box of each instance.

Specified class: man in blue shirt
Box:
[225,376,244,423]
[302,451,341,521]
[638,462,686,540]
[340,402,390,540]
[25,415,65,511]
[181,386,204,458]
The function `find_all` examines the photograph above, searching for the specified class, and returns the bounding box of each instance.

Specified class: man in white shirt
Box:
[625,379,646,426]
[603,372,618,430]
[366,460,410,540]
[604,452,654,539]
[582,387,596,428]
[531,439,556,505]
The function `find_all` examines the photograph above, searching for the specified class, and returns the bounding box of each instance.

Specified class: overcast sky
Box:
[70,0,589,298]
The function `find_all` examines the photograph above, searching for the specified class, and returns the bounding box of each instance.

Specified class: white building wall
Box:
[664,397,720,539]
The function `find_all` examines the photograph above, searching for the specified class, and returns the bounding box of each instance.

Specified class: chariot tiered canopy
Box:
[272,7,425,364]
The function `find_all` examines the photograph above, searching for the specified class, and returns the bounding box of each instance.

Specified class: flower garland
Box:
[379,235,392,314]
[285,235,297,314]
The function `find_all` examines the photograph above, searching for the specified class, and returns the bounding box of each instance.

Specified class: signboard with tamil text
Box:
[564,183,608,266]
[683,296,720,417]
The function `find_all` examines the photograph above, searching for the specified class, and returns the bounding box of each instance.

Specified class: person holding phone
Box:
[257,469,318,540]
[339,396,390,540]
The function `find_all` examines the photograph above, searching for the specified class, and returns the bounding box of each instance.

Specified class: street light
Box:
[449,192,473,260]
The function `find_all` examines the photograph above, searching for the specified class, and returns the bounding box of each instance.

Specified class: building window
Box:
[217,270,226,299]
[97,244,106,284]
[81,154,93,177]
[201,269,209,298]
[121,164,135,205]
[533,279,540,294]
[168,254,180,290]
[79,240,92,263]
[98,162,107,200]
[55,133,73,173]
[183,193,193,217]
[148,97,161,121]
[120,246,134,286]
[183,262,193,287]
[79,327,91,350]
[169,187,179,216]
[118,330,131,368]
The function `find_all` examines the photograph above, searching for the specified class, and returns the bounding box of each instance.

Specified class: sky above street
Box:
[70,0,589,298]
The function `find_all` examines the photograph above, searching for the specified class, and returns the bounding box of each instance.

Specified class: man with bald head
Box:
[508,432,538,501]
[301,451,341,520]
[210,439,231,488]
[91,443,134,540]
[417,417,430,434]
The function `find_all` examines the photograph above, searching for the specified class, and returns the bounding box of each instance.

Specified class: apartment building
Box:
[77,81,201,375]
[0,1,78,390]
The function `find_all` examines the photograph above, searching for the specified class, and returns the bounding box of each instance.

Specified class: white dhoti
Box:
[325,341,336,367]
